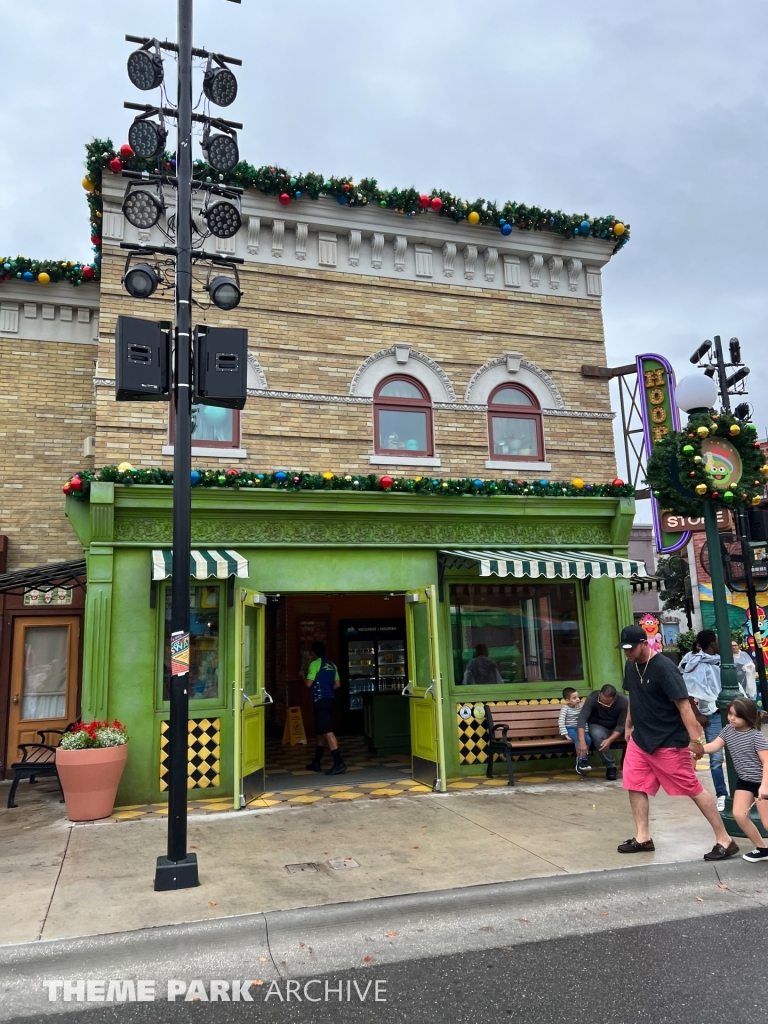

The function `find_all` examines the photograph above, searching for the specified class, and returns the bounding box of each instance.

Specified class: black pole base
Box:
[154,853,200,891]
[721,799,768,841]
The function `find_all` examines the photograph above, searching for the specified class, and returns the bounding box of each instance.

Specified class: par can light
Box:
[204,200,242,238]
[203,65,238,107]
[208,276,242,310]
[128,118,168,160]
[123,264,160,299]
[204,133,239,173]
[123,190,163,229]
[127,48,164,91]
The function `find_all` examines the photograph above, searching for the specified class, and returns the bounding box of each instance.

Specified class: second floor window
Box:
[374,376,433,456]
[170,403,240,448]
[488,384,544,461]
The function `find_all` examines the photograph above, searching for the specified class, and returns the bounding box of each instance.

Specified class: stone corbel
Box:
[247,216,260,254]
[394,343,411,364]
[295,223,308,260]
[506,352,523,374]
[484,247,498,282]
[502,255,521,288]
[348,230,361,266]
[393,235,407,272]
[566,258,582,292]
[319,232,337,266]
[548,256,563,290]
[463,245,478,281]
[371,232,385,269]
[585,265,603,297]
[102,209,124,241]
[442,242,456,278]
[271,220,284,258]
[528,254,543,287]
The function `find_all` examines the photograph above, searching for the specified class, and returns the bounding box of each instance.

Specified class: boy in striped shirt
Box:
[559,687,592,774]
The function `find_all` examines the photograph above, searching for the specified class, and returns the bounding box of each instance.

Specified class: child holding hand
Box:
[702,697,768,863]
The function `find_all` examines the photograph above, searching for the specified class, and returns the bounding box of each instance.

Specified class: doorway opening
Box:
[263,593,412,789]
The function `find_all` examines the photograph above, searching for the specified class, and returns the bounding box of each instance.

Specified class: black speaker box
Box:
[748,508,768,542]
[193,325,248,410]
[116,316,171,401]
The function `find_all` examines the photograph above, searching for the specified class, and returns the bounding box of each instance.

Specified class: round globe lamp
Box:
[675,373,718,416]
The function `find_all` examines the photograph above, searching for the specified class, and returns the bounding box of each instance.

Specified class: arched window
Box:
[487,384,544,461]
[374,376,433,456]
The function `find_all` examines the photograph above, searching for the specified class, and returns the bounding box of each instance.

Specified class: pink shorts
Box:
[622,738,703,798]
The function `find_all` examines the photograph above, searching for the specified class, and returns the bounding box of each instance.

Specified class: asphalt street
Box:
[7,905,768,1024]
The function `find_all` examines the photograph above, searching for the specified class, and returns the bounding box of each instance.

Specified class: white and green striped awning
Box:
[151,549,249,581]
[442,549,649,580]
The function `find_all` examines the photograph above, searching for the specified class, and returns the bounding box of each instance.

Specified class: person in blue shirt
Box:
[304,641,346,775]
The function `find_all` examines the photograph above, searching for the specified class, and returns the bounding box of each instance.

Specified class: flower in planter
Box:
[60,719,128,750]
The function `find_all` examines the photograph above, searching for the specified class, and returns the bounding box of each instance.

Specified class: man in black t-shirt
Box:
[616,624,739,862]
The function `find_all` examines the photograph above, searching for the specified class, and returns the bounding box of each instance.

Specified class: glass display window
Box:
[449,582,583,686]
[162,585,222,701]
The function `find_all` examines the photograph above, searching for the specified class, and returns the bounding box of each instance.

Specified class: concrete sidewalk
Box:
[0,769,739,947]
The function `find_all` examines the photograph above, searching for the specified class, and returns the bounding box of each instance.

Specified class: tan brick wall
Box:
[0,337,95,569]
[96,249,617,480]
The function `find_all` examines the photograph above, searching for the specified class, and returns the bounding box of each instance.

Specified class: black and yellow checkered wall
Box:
[456,699,570,765]
[160,718,221,791]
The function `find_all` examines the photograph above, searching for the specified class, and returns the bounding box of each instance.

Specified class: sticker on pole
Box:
[171,631,190,676]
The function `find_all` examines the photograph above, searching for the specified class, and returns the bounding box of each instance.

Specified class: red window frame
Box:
[373,375,434,457]
[487,383,544,461]
[169,403,241,449]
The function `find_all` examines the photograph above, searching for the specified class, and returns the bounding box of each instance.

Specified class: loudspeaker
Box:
[193,325,248,409]
[748,508,768,542]
[116,316,171,401]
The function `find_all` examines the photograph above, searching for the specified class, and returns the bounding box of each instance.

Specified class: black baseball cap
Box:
[617,625,648,649]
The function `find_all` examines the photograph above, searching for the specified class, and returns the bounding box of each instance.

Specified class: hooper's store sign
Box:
[636,354,691,554]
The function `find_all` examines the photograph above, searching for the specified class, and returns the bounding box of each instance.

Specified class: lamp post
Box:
[675,373,743,831]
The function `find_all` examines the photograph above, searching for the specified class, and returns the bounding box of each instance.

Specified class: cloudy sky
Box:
[1,0,765,481]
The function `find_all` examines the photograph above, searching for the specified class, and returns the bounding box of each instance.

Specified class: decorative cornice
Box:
[93,377,613,418]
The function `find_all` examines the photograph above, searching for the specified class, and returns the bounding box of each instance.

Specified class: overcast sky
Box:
[1,0,765,485]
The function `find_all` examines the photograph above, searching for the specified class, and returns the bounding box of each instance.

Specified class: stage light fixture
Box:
[734,402,752,422]
[726,365,750,388]
[123,263,160,299]
[128,117,168,160]
[127,46,164,91]
[123,189,164,229]
[729,337,742,364]
[689,339,712,364]
[203,200,242,238]
[202,129,239,173]
[203,63,238,107]
[207,275,242,310]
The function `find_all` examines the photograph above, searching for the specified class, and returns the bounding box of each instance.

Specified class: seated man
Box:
[576,684,628,780]
[462,644,503,685]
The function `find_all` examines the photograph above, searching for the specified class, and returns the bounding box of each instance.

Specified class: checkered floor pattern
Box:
[109,765,621,821]
[264,735,411,777]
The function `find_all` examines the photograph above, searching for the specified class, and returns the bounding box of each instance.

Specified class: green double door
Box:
[404,585,447,792]
[233,588,269,808]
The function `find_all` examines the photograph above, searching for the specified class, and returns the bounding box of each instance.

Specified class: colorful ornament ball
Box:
[467,211,480,225]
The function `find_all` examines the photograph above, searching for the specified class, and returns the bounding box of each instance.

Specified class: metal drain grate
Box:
[327,858,360,870]
[284,862,318,874]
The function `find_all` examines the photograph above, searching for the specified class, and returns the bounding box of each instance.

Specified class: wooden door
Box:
[6,617,80,763]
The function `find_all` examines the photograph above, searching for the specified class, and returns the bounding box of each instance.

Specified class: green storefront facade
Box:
[67,482,638,807]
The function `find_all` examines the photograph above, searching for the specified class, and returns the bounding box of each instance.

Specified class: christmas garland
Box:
[63,465,634,502]
[84,138,630,252]
[1,137,631,292]
[646,412,767,517]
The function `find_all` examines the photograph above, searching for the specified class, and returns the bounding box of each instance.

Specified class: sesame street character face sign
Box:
[701,438,742,488]
[639,613,663,651]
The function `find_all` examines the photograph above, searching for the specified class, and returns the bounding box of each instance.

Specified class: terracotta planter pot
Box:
[56,744,129,821]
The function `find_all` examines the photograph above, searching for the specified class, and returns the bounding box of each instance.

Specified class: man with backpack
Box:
[305,641,346,775]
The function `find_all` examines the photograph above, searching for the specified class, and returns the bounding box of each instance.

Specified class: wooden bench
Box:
[484,704,625,786]
[7,728,68,808]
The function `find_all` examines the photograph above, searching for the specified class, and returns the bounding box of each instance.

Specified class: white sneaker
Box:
[716,795,726,812]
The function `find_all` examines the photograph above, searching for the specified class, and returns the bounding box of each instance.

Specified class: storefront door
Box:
[7,617,80,764]
[404,586,447,792]
[233,589,269,808]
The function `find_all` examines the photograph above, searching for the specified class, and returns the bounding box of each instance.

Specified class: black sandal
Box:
[617,837,655,854]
